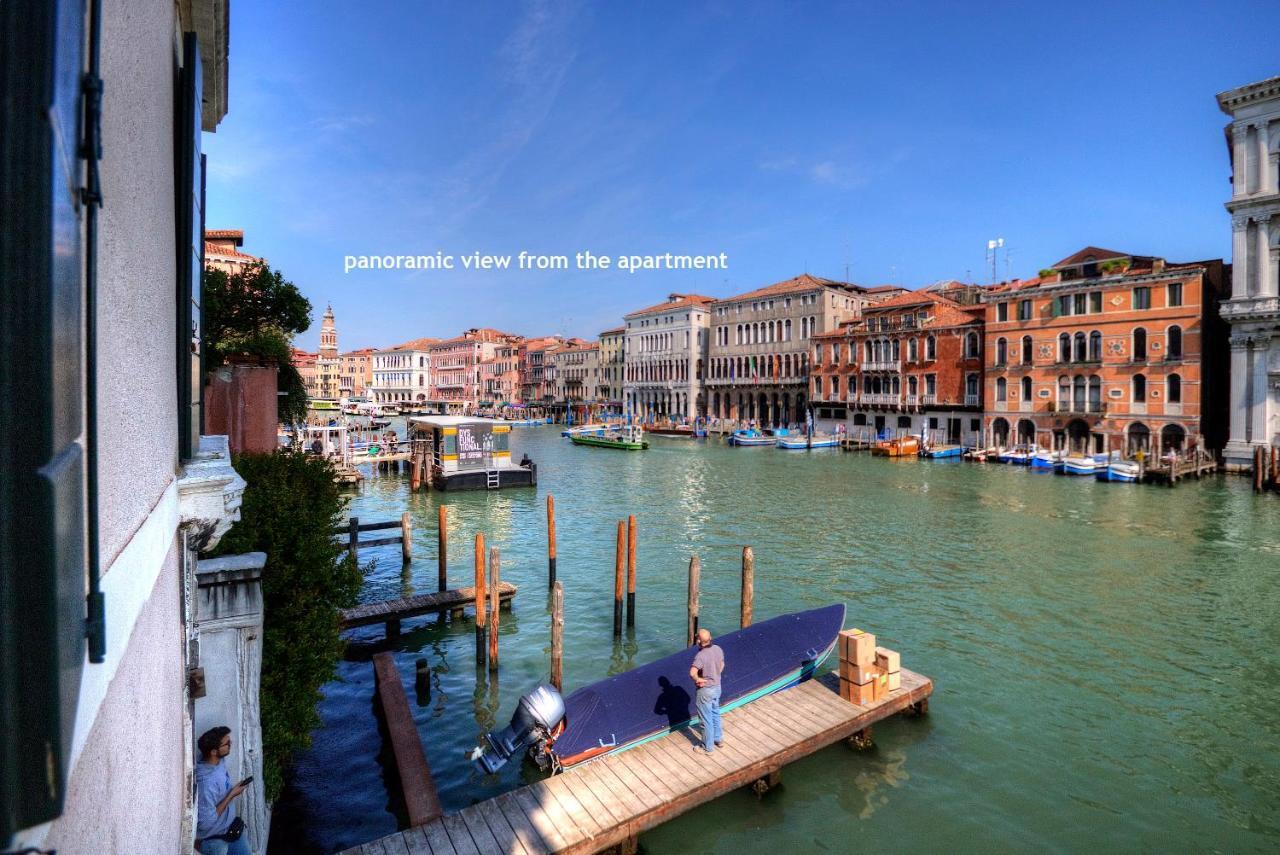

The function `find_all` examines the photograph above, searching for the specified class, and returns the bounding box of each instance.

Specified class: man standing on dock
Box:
[690,628,725,754]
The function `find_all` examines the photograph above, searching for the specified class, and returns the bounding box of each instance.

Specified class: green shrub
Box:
[211,450,363,800]
[1038,268,1057,278]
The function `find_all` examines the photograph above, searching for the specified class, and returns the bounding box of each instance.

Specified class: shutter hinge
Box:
[78,72,103,208]
[86,590,106,662]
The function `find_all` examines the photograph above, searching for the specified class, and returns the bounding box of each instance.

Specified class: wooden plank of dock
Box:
[373,652,444,828]
[342,667,933,854]
[342,582,517,630]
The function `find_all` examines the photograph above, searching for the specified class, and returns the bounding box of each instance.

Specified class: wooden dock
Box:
[340,667,933,855]
[341,582,517,632]
[373,652,444,827]
[1141,449,1218,486]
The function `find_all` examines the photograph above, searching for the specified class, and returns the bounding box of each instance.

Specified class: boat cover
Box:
[551,603,845,765]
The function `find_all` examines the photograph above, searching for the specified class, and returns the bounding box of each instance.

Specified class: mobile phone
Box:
[238,775,254,787]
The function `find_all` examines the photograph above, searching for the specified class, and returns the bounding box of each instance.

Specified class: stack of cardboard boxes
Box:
[836,628,902,706]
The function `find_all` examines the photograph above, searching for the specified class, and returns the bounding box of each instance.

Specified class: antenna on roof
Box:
[986,237,1004,284]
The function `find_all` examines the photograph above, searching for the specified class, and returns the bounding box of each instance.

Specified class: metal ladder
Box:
[485,470,500,489]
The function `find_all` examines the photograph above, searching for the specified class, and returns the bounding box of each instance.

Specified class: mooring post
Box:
[488,546,501,671]
[474,533,486,666]
[415,657,430,706]
[348,516,359,563]
[437,505,448,591]
[1255,446,1265,493]
[551,581,564,691]
[626,514,637,628]
[547,493,557,588]
[614,521,625,638]
[687,555,700,647]
[741,546,754,628]
[400,511,412,564]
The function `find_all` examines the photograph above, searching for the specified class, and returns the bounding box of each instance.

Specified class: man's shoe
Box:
[715,741,723,747]
[693,745,715,755]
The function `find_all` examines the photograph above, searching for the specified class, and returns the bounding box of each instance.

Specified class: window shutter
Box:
[0,0,89,836]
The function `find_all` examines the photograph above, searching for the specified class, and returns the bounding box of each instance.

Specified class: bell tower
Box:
[319,303,338,359]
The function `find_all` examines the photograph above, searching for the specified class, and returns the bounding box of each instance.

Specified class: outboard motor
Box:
[470,683,565,774]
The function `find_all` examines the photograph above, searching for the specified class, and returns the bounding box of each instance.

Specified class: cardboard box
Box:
[886,670,902,692]
[839,676,875,705]
[839,628,876,666]
[874,647,900,674]
[838,659,877,684]
[870,668,889,702]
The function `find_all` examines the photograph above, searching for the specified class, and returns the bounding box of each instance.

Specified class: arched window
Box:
[1088,376,1101,411]
[1059,333,1071,362]
[1021,335,1033,364]
[801,317,808,339]
[1133,328,1146,361]
[967,373,979,399]
[996,338,1008,365]
[909,376,918,395]
[965,332,979,358]
[908,338,918,361]
[1021,376,1032,401]
[996,377,1007,402]
[1058,375,1070,408]
[926,335,936,360]
[1073,375,1086,412]
[891,376,900,395]
[785,318,792,341]
[1133,374,1146,402]
[1073,332,1086,362]
[1089,331,1102,361]
[892,339,900,361]
[1167,325,1182,359]
[1168,373,1181,403]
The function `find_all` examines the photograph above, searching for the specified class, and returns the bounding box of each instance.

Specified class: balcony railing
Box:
[904,394,918,406]
[859,393,900,406]
[1047,401,1107,415]
[861,360,901,372]
[965,394,980,406]
[922,393,937,405]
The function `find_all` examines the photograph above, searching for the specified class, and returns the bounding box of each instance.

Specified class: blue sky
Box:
[204,1,1277,352]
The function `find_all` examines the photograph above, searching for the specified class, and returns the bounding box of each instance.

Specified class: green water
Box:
[271,426,1280,853]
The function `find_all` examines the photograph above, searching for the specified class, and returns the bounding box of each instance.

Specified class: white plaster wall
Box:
[45,545,186,855]
[97,0,180,565]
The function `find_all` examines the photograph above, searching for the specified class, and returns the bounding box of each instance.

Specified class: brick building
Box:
[519,336,565,406]
[480,336,524,408]
[812,290,985,444]
[339,347,376,397]
[428,328,514,413]
[981,247,1229,454]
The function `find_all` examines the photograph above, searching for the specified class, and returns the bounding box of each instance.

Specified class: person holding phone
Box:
[195,726,251,854]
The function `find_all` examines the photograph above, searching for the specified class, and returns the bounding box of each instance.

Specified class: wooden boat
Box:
[471,604,845,773]
[924,444,965,459]
[648,424,698,439]
[998,445,1034,465]
[561,423,609,437]
[728,429,775,446]
[570,425,648,450]
[872,436,919,457]
[1097,460,1140,482]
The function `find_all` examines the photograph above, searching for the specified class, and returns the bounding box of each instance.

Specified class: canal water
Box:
[269,426,1280,853]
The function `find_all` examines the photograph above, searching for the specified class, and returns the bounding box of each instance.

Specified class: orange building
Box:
[204,228,261,274]
[812,289,985,444]
[981,247,1229,454]
[340,347,376,397]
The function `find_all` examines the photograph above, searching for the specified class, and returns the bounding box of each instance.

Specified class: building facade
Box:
[519,336,564,406]
[624,293,714,421]
[812,290,985,444]
[981,248,1228,454]
[599,327,625,412]
[480,336,523,408]
[340,347,376,397]
[370,338,437,405]
[1217,76,1280,468]
[428,328,510,413]
[204,228,262,275]
[706,274,874,426]
[553,341,600,419]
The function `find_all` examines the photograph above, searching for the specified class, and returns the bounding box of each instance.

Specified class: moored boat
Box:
[728,428,775,446]
[998,445,1034,465]
[778,433,839,449]
[924,444,965,459]
[470,603,846,773]
[872,436,919,457]
[561,423,609,437]
[1098,460,1141,482]
[1031,449,1066,471]
[1062,454,1098,476]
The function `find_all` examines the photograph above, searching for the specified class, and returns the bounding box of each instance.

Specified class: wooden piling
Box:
[437,505,448,592]
[614,521,625,638]
[474,533,486,666]
[415,657,430,706]
[400,512,412,564]
[687,555,700,647]
[626,514,637,628]
[547,494,557,588]
[741,546,754,629]
[551,581,564,692]
[348,516,359,563]
[1255,445,1265,493]
[488,546,501,671]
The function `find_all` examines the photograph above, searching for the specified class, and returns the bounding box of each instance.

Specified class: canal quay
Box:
[270,425,1280,854]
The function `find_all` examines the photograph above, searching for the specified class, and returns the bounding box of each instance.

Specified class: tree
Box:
[202,262,312,423]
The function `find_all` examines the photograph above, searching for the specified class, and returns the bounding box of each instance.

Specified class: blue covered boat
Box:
[472,604,845,773]
[728,428,776,446]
